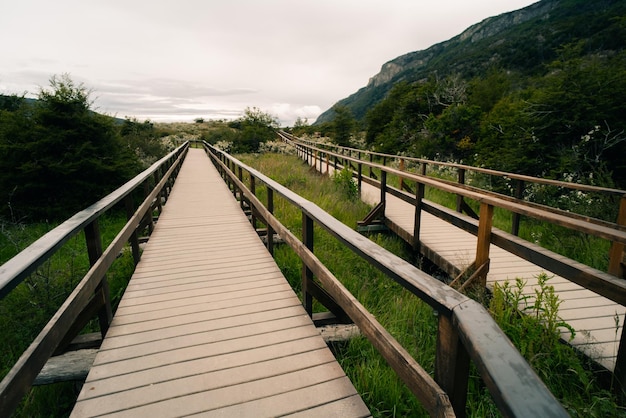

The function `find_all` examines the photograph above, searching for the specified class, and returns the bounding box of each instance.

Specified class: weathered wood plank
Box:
[33,349,98,385]
[71,148,368,417]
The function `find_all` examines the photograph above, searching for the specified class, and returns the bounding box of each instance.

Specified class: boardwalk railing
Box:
[284,131,626,242]
[279,132,626,381]
[203,141,568,417]
[0,142,189,415]
[282,131,626,274]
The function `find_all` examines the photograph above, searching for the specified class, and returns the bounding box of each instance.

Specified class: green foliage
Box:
[489,273,622,415]
[0,74,140,221]
[119,118,168,167]
[227,107,279,153]
[0,94,26,112]
[330,105,356,147]
[332,168,358,201]
[323,0,626,189]
[0,213,134,416]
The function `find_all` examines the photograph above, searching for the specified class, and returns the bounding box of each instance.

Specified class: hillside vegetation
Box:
[308,0,626,189]
[0,75,173,221]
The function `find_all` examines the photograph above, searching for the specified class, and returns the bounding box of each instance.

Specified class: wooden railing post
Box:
[124,195,141,265]
[369,153,374,178]
[238,166,244,210]
[436,314,470,417]
[357,163,362,196]
[609,194,626,279]
[250,175,257,230]
[475,202,494,287]
[155,169,164,214]
[144,179,155,235]
[380,170,387,210]
[413,181,425,250]
[420,163,427,176]
[267,188,274,255]
[399,158,405,191]
[84,220,112,336]
[325,152,330,175]
[302,213,314,317]
[511,180,525,236]
[456,168,465,213]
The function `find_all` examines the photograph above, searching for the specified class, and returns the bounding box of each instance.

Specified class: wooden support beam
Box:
[358,202,385,227]
[413,182,425,251]
[609,194,626,279]
[84,220,112,337]
[436,314,470,417]
[475,202,494,287]
[399,158,405,192]
[33,349,98,386]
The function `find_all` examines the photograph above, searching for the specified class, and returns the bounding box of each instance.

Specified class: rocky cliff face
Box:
[366,0,557,90]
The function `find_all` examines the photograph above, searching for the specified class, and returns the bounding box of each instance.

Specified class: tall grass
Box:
[0,212,135,417]
[239,152,625,417]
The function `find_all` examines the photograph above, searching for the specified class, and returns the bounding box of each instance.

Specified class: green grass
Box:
[239,153,435,416]
[0,211,135,417]
[239,152,625,417]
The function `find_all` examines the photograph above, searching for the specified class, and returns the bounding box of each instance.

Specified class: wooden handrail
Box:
[0,143,189,299]
[281,134,626,245]
[0,142,189,416]
[204,142,567,417]
[281,130,626,196]
[286,135,626,294]
[285,132,626,393]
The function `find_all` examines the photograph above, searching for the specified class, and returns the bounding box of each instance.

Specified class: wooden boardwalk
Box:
[311,157,624,371]
[71,148,370,417]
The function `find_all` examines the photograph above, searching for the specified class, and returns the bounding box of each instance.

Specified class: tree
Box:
[0,74,140,220]
[331,105,355,147]
[292,116,310,136]
[119,118,167,167]
[230,107,279,153]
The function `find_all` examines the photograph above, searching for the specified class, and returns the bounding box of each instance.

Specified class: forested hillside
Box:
[311,0,626,188]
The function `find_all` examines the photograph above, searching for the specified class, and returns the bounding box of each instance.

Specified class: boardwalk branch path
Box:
[71,148,370,417]
[309,156,624,372]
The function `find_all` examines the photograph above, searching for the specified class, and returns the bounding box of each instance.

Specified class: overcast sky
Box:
[1,0,538,126]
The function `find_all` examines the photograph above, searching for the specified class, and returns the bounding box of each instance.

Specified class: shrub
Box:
[333,168,358,201]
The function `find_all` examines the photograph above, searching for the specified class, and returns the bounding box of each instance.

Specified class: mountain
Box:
[315,0,625,124]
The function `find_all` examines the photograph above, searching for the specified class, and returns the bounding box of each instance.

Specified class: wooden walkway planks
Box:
[71,148,370,418]
[312,156,624,371]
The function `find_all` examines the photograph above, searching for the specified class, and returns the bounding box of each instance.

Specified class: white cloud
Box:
[0,0,538,126]
[269,103,322,126]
